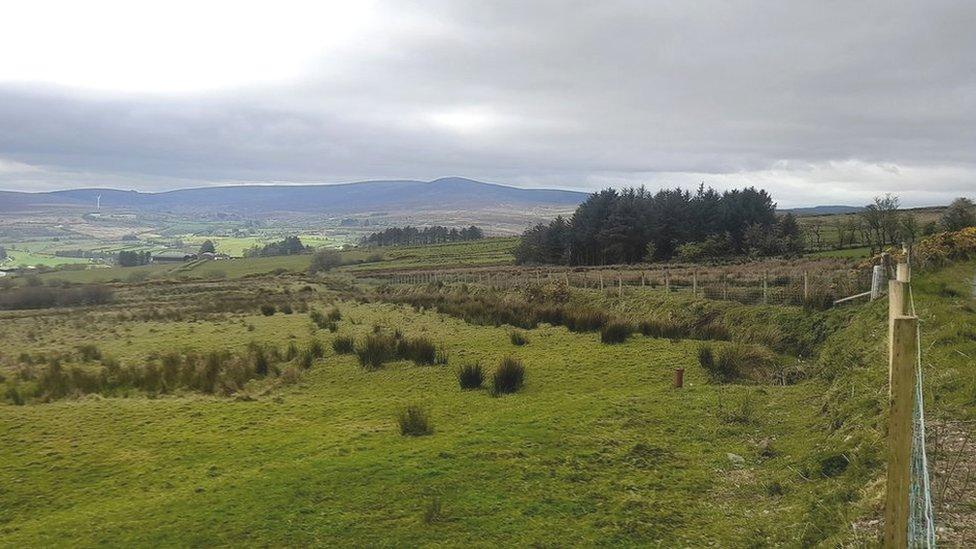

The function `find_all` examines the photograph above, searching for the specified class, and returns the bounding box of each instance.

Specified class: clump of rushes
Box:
[356,333,397,370]
[285,341,299,361]
[326,307,342,322]
[563,309,608,332]
[491,356,525,395]
[457,362,484,390]
[600,320,633,344]
[396,404,433,436]
[397,336,437,365]
[509,330,529,346]
[298,349,315,370]
[308,340,325,359]
[698,344,714,371]
[332,335,355,354]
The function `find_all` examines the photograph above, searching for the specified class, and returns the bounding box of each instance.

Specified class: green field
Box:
[1,244,974,545]
[181,234,339,257]
[1,249,93,268]
[27,238,518,284]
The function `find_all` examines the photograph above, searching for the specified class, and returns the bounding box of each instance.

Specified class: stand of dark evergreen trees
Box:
[362,225,484,247]
[117,250,152,267]
[515,185,802,265]
[244,236,311,257]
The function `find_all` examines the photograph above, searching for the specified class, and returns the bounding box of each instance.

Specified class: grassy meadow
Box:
[1,243,973,545]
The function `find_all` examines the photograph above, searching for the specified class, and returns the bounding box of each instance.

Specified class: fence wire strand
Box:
[908,286,937,547]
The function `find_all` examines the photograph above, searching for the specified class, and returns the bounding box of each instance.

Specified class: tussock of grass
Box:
[356,333,397,370]
[332,335,355,354]
[509,330,529,346]
[702,342,778,383]
[491,356,524,395]
[600,320,632,344]
[396,404,433,436]
[397,336,438,365]
[457,362,483,390]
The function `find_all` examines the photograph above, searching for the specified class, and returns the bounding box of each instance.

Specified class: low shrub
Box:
[509,330,529,346]
[396,404,433,436]
[491,356,525,395]
[600,320,633,344]
[457,362,484,390]
[332,335,355,354]
[260,304,276,316]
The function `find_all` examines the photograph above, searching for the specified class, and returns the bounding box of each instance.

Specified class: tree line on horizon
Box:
[514,185,803,265]
[361,225,484,247]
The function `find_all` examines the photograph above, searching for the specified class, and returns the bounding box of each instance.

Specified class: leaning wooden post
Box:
[884,314,917,549]
[692,271,698,296]
[803,271,809,302]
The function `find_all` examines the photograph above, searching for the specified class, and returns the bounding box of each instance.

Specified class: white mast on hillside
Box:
[96,194,101,210]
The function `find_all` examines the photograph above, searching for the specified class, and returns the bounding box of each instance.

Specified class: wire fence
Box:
[363,259,873,307]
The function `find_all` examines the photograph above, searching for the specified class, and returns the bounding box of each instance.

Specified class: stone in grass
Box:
[727,452,746,468]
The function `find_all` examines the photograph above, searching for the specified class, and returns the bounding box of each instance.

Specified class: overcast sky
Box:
[1,0,974,207]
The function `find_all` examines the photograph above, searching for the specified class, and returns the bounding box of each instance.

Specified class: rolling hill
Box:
[0,177,587,215]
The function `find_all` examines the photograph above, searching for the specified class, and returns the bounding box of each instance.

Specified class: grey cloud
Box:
[1,0,975,206]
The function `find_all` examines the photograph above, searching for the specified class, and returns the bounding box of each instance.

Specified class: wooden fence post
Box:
[803,271,809,302]
[871,265,885,300]
[618,276,623,298]
[600,273,604,291]
[884,315,917,549]
[897,262,910,283]
[762,272,768,305]
[692,271,698,296]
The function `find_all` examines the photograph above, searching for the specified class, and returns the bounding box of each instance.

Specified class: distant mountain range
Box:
[0,177,587,215]
[1,177,873,218]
